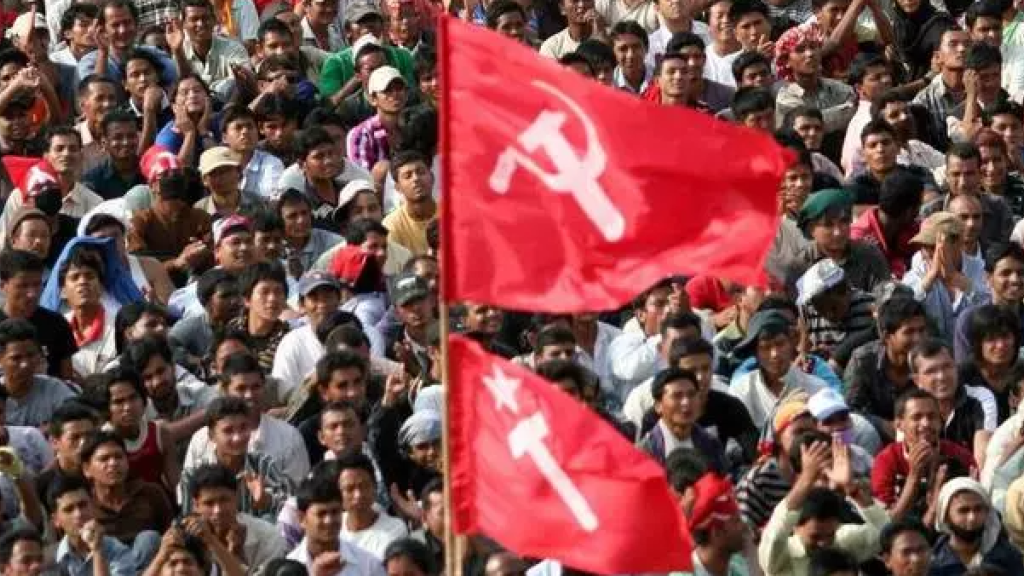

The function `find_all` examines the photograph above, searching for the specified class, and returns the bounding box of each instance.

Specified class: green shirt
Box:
[319,45,417,99]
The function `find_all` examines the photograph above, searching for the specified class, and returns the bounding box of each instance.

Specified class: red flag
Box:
[0,156,38,194]
[448,334,692,574]
[438,17,790,312]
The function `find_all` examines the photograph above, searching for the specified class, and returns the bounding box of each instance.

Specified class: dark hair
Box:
[788,430,831,473]
[344,218,388,246]
[947,141,982,163]
[390,150,430,181]
[220,104,257,134]
[666,31,705,53]
[0,529,42,567]
[45,125,83,150]
[878,297,927,335]
[535,359,591,394]
[383,539,437,575]
[296,126,336,160]
[731,87,774,120]
[414,47,436,82]
[798,487,845,526]
[254,93,301,124]
[124,47,163,78]
[968,304,1021,362]
[252,208,286,234]
[100,366,146,408]
[610,20,649,49]
[808,547,858,576]
[847,54,888,88]
[220,352,264,386]
[665,448,708,493]
[296,474,341,511]
[320,399,361,425]
[633,278,673,309]
[99,0,139,23]
[879,169,924,218]
[860,118,896,144]
[660,311,703,339]
[783,106,824,131]
[575,39,616,69]
[419,476,443,509]
[316,350,368,387]
[80,430,126,465]
[985,99,1024,125]
[315,310,364,343]
[99,106,138,137]
[156,167,204,203]
[731,50,772,83]
[115,301,170,353]
[205,396,251,428]
[966,0,1005,27]
[0,250,44,282]
[323,324,370,352]
[211,328,253,360]
[534,324,576,353]
[46,474,91,512]
[667,338,714,366]
[77,74,118,99]
[895,387,938,417]
[302,108,346,132]
[122,335,173,375]
[335,451,376,481]
[870,88,909,120]
[197,269,238,307]
[49,402,100,439]
[189,463,239,499]
[238,260,287,298]
[966,41,1003,70]
[651,367,698,401]
[879,517,929,554]
[61,3,100,35]
[558,52,596,75]
[257,17,292,43]
[57,246,105,289]
[397,104,438,158]
[277,188,313,214]
[263,559,309,576]
[485,0,526,27]
[985,242,1024,273]
[909,338,953,372]
[729,0,769,21]
[0,319,37,353]
[426,219,439,252]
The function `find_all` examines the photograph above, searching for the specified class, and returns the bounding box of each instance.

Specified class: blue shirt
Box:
[732,354,844,393]
[56,536,137,576]
[154,117,222,164]
[77,46,177,89]
[82,158,146,201]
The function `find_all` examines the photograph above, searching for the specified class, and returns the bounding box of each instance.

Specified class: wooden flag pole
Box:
[436,14,464,576]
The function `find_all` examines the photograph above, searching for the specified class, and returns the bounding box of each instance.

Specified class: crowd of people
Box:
[2,0,1024,572]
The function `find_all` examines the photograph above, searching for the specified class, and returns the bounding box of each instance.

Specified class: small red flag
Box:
[0,156,39,195]
[438,17,790,313]
[448,334,692,574]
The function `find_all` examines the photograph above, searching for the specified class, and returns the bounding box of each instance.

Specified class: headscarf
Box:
[398,409,441,448]
[40,237,145,313]
[413,384,443,413]
[774,24,823,83]
[935,477,1002,557]
[688,473,740,531]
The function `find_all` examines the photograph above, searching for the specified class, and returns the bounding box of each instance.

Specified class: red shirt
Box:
[850,206,917,278]
[871,440,975,508]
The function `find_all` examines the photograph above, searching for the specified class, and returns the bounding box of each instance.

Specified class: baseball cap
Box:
[796,259,845,306]
[368,66,405,95]
[351,34,382,61]
[734,309,793,358]
[808,388,850,422]
[910,211,964,246]
[390,272,430,306]
[140,146,180,183]
[298,271,342,298]
[872,280,915,306]
[213,214,252,246]
[772,398,810,435]
[7,13,47,42]
[198,147,240,176]
[332,179,376,224]
[345,1,383,23]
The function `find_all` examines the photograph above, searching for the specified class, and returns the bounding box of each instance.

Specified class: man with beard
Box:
[931,478,1022,573]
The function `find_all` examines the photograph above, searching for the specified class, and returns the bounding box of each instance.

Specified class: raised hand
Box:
[165,17,185,55]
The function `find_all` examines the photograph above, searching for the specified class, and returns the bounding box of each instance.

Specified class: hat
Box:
[872,279,915,305]
[351,34,382,60]
[367,66,405,95]
[807,388,850,421]
[298,271,342,297]
[910,211,964,246]
[10,207,49,235]
[734,309,793,358]
[773,399,810,435]
[140,146,180,183]
[796,259,845,306]
[213,214,252,246]
[333,179,375,223]
[798,188,853,229]
[7,13,47,42]
[390,272,430,306]
[345,1,384,23]
[688,473,739,531]
[198,147,240,176]
[123,185,153,212]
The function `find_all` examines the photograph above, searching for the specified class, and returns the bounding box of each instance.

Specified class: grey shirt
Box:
[3,376,78,427]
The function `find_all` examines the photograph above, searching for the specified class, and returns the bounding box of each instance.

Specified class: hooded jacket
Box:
[931,477,1022,575]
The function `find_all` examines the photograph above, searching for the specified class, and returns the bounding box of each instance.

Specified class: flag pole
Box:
[436,13,464,576]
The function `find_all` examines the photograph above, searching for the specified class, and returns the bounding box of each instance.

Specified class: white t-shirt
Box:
[271,324,324,400]
[339,512,409,559]
[703,45,740,87]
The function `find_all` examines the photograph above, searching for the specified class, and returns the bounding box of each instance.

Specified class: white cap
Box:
[351,34,382,60]
[795,258,845,306]
[7,13,47,42]
[808,389,849,422]
[367,66,405,95]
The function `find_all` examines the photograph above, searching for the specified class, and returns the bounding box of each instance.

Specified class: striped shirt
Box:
[179,451,294,522]
[801,289,876,359]
[346,115,391,171]
[736,458,791,530]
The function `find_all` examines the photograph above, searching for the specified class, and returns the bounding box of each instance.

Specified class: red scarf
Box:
[70,309,106,347]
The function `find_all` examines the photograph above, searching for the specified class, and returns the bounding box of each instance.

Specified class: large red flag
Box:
[448,334,692,574]
[438,17,790,313]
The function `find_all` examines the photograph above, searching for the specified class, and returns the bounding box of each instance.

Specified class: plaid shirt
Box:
[179,451,293,522]
[346,115,391,171]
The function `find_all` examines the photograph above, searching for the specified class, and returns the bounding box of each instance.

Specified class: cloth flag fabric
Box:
[448,334,692,574]
[438,16,791,312]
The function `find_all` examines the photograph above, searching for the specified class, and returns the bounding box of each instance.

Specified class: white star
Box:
[482,366,521,413]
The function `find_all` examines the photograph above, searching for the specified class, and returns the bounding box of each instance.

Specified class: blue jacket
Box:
[929,533,1023,576]
[638,421,727,474]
